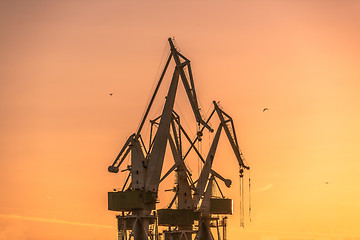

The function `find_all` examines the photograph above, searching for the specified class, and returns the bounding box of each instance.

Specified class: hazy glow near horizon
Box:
[1,1,360,239]
[0,214,114,229]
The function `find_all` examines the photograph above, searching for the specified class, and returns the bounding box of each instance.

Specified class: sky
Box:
[1,0,360,239]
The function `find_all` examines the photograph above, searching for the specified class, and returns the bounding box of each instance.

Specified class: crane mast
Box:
[107,38,250,240]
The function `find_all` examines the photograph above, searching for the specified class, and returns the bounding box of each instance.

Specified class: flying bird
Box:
[109,93,113,96]
[263,108,269,112]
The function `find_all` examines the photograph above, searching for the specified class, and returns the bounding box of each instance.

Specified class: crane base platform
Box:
[157,209,196,226]
[209,198,233,215]
[108,190,156,211]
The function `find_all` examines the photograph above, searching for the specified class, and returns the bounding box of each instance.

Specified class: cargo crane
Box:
[107,38,249,240]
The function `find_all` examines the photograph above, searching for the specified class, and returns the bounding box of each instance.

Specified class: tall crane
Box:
[107,38,250,240]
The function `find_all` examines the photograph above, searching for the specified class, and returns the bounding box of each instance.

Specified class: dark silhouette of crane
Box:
[107,38,250,240]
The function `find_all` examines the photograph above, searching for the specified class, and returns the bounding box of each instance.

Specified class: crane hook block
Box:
[197,131,203,141]
[108,166,119,173]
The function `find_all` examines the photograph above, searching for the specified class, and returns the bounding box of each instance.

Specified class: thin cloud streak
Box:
[234,229,360,238]
[254,183,273,193]
[0,214,115,229]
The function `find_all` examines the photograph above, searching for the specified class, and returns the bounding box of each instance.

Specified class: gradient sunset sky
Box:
[1,1,360,240]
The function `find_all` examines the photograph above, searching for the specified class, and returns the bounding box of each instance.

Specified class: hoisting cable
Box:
[239,168,244,228]
[172,36,181,52]
[249,169,252,222]
[197,123,201,178]
[136,41,171,137]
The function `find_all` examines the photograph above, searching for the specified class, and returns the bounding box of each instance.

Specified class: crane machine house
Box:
[107,38,250,240]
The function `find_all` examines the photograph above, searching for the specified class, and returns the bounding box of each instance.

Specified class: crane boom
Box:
[144,70,180,191]
[213,101,249,170]
[168,38,213,132]
[194,124,222,208]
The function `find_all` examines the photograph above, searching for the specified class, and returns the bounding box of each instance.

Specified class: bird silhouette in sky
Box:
[263,108,269,112]
[109,93,113,96]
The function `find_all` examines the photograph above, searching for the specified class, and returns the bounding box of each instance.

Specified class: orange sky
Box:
[1,1,360,239]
